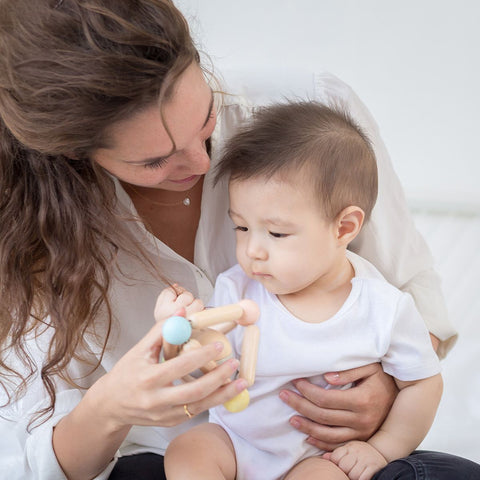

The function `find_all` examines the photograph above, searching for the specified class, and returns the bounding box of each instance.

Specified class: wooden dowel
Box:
[188,304,244,329]
[239,325,260,387]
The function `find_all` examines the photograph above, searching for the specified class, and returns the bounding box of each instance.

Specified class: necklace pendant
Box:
[183,197,191,206]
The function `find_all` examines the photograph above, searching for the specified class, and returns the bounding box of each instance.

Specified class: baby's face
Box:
[228,175,344,297]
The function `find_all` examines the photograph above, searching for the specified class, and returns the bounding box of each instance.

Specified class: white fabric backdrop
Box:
[177,0,480,210]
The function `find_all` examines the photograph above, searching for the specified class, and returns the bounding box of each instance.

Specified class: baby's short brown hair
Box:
[215,101,378,221]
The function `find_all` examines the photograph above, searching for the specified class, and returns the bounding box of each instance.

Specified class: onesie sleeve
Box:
[381,293,442,381]
[313,71,457,359]
[0,326,117,479]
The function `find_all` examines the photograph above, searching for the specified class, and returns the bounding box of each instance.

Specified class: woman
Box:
[0,1,474,479]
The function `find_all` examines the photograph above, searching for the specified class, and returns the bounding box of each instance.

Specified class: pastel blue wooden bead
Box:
[163,316,192,345]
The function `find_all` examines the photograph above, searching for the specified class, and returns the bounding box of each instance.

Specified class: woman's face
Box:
[92,63,216,192]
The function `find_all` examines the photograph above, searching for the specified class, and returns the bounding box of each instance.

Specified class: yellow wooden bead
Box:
[223,389,250,413]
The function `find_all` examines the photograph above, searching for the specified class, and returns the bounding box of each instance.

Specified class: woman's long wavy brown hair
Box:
[0,0,199,427]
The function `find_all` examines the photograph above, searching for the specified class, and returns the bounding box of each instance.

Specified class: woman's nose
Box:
[180,142,211,173]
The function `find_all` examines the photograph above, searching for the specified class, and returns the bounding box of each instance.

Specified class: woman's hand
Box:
[54,286,246,480]
[89,284,247,430]
[279,363,398,451]
[91,320,247,430]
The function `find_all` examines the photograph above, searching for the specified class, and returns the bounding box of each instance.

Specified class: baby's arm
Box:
[326,373,443,480]
[368,374,443,461]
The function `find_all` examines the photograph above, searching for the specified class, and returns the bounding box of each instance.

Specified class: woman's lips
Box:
[169,175,198,184]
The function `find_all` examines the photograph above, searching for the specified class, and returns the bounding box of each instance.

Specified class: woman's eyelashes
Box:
[142,120,214,171]
[143,157,169,169]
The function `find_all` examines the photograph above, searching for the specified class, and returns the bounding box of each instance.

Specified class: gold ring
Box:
[183,404,194,419]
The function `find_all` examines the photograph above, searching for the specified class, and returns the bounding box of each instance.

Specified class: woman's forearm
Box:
[52,383,131,480]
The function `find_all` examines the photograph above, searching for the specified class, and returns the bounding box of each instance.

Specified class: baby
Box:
[161,101,442,480]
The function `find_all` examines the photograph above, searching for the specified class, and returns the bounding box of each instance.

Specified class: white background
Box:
[177,0,480,212]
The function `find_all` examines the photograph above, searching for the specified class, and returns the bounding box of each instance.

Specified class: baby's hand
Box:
[323,440,387,480]
[154,284,204,322]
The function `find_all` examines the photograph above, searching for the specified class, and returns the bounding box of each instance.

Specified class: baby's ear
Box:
[335,206,364,245]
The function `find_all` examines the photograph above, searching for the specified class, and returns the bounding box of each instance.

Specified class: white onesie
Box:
[209,251,441,480]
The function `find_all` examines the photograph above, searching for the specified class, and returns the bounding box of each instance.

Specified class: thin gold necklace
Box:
[125,184,192,207]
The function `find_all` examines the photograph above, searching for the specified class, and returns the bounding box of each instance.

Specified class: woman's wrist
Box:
[84,373,131,433]
[53,377,131,480]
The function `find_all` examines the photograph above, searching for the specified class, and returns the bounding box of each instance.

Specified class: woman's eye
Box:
[143,157,168,169]
[269,232,288,238]
[233,226,248,232]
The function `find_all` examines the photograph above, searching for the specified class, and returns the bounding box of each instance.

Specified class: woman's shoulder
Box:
[348,250,403,299]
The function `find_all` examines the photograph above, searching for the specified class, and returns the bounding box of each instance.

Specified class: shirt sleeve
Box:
[382,292,442,381]
[0,327,117,480]
[313,71,457,359]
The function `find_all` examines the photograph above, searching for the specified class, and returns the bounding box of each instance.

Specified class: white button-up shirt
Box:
[0,72,457,479]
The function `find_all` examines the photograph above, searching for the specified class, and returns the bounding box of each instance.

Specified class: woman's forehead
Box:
[98,64,212,161]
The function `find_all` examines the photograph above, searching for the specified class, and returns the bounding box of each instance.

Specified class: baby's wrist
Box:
[367,437,390,463]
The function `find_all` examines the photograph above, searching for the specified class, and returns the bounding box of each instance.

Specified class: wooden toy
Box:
[161,300,260,412]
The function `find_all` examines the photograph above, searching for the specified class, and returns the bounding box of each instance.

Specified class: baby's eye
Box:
[269,231,288,238]
[233,226,248,232]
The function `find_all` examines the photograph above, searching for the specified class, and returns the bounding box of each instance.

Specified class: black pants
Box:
[109,453,166,480]
[109,450,480,479]
[372,450,480,480]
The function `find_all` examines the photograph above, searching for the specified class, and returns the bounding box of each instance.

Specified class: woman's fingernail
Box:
[290,418,301,429]
[235,379,248,392]
[279,390,289,402]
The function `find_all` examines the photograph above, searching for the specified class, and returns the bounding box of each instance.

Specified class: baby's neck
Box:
[277,257,354,324]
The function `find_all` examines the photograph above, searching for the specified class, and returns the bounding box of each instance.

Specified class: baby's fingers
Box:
[329,446,354,469]
[154,284,203,322]
[184,298,204,318]
[328,446,360,478]
[154,285,182,321]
